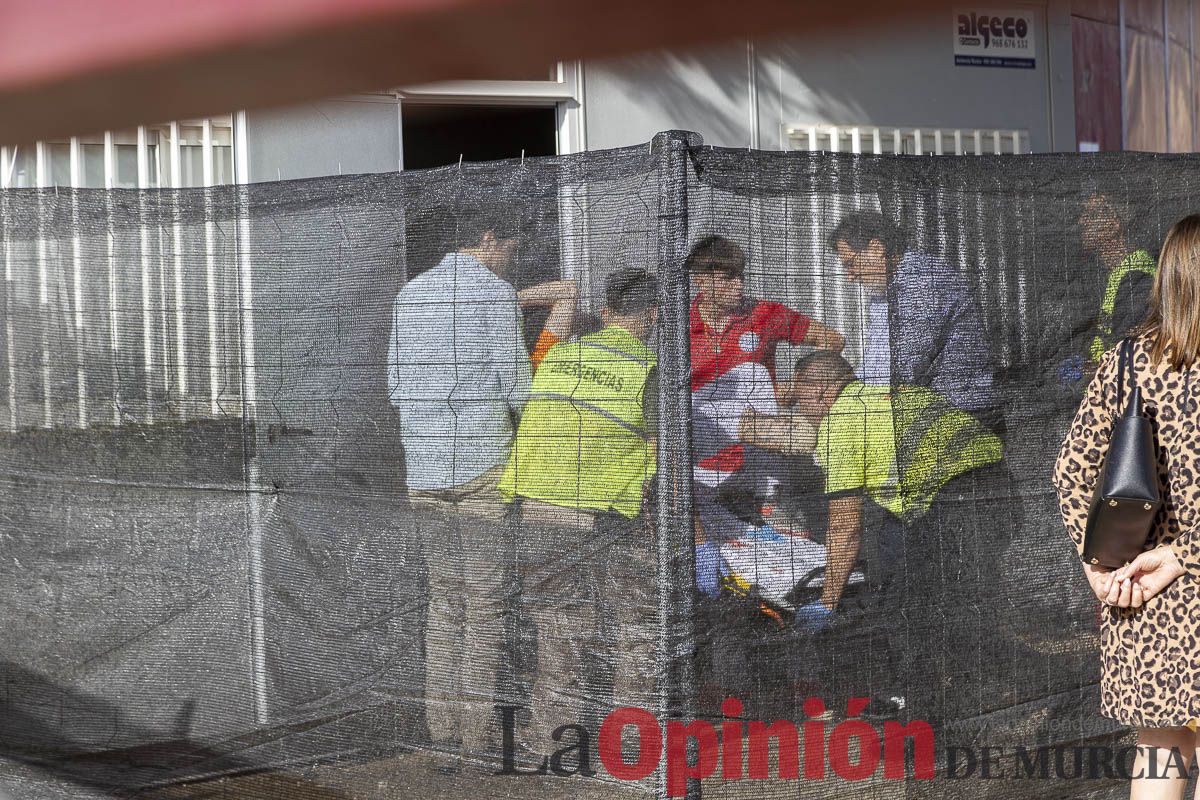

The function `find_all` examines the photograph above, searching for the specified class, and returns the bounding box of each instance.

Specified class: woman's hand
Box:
[1101,570,1144,609]
[1109,546,1186,606]
[1083,562,1117,604]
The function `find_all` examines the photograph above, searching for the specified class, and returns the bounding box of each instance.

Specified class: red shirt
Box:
[690,294,813,392]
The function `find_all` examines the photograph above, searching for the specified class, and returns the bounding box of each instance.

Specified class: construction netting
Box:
[0,131,1189,799]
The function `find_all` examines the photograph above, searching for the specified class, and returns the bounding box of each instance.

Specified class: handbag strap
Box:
[1116,337,1140,418]
[1116,337,1128,413]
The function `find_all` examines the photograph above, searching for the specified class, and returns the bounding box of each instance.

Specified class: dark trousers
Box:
[802,461,1019,725]
[901,461,1020,725]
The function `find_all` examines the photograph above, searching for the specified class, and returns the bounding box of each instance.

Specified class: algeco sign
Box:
[958,13,1029,47]
[953,8,1037,69]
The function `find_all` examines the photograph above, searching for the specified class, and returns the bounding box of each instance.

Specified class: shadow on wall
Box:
[589,43,870,150]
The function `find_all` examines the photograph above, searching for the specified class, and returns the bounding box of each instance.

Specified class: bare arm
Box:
[821,494,863,610]
[517,280,578,308]
[518,280,578,338]
[804,320,846,353]
[738,409,815,455]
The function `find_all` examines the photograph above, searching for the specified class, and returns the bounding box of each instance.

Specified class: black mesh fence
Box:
[0,131,1191,799]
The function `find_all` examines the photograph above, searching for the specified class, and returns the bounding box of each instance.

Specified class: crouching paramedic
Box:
[499,267,660,758]
[782,350,1016,723]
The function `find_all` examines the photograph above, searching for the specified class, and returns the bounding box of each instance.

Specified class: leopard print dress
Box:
[1053,335,1200,728]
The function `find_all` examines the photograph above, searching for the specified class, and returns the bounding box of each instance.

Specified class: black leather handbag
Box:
[1082,338,1162,569]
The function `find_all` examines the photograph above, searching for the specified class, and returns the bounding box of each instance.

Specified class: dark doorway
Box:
[400,104,558,170]
[399,103,564,348]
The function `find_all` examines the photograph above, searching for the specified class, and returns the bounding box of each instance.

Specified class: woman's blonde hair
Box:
[1137,214,1200,370]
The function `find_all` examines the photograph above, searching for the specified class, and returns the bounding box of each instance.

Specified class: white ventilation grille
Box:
[787,125,1030,155]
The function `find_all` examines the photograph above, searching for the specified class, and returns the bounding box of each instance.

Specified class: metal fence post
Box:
[653,129,699,800]
[234,111,268,727]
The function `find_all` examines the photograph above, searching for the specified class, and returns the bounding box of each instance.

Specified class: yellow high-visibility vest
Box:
[1090,249,1156,363]
[816,381,1002,523]
[499,325,656,519]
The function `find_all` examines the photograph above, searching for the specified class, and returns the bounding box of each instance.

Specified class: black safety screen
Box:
[0,131,1190,799]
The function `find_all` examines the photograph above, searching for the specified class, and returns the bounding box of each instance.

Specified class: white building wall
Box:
[583,1,1076,153]
[238,0,1077,181]
[246,94,400,183]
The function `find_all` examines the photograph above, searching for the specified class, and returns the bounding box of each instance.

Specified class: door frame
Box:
[394,60,586,168]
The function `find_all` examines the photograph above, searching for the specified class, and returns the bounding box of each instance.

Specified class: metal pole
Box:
[104,130,120,424]
[652,129,698,800]
[147,129,170,398]
[35,142,51,428]
[137,126,155,423]
[203,119,220,415]
[155,169,171,398]
[70,137,86,427]
[235,108,268,726]
[806,136,827,321]
[746,39,760,150]
[1,146,15,432]
[993,173,1011,366]
[169,121,187,402]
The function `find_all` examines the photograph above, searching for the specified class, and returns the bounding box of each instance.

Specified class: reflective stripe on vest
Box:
[499,326,655,519]
[1090,250,1156,362]
[881,386,1002,523]
[526,392,645,437]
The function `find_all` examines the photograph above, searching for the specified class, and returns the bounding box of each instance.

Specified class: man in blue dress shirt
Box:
[827,211,1001,435]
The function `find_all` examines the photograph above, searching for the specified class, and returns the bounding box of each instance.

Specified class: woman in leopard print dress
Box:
[1054,214,1200,798]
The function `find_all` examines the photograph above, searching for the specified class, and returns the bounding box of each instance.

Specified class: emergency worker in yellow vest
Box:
[782,351,1017,724]
[1079,192,1157,366]
[499,267,659,762]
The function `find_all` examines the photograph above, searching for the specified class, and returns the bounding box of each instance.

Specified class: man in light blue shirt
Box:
[388,232,530,491]
[387,206,530,768]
